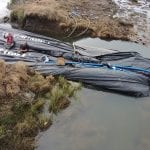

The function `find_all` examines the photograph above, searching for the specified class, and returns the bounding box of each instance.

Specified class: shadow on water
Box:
[83,84,144,98]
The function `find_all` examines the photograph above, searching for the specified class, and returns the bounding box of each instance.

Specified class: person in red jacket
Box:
[4,33,15,49]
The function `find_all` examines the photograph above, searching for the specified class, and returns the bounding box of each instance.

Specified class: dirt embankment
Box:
[0,60,80,150]
[9,0,134,40]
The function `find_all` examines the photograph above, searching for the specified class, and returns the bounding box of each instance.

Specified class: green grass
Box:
[15,114,38,136]
[31,99,45,115]
[0,114,17,127]
[38,114,52,130]
[49,85,64,113]
[11,100,30,118]
[49,77,81,114]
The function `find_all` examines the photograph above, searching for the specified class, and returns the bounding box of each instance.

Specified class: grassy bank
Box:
[0,60,81,150]
[9,0,134,40]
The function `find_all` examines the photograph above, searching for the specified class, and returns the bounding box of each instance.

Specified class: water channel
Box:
[1,1,150,150]
[37,38,150,150]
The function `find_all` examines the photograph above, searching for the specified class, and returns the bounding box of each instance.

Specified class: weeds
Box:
[0,62,81,150]
[12,100,30,116]
[29,74,53,97]
[49,77,81,114]
[49,85,65,113]
[15,115,38,137]
[31,99,45,115]
[0,114,17,127]
[38,114,52,130]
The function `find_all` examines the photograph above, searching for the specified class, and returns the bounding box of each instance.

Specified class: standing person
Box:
[4,32,15,49]
[19,41,29,53]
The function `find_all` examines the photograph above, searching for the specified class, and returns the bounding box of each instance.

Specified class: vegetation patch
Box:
[10,7,25,27]
[49,77,81,114]
[9,0,134,40]
[0,60,81,150]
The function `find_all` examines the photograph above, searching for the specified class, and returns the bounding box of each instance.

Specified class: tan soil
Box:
[10,0,134,40]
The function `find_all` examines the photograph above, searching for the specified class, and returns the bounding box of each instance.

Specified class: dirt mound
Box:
[0,61,29,101]
[0,60,55,121]
[0,60,54,100]
[10,0,133,40]
[0,60,28,99]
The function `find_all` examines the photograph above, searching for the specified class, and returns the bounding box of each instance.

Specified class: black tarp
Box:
[0,26,150,97]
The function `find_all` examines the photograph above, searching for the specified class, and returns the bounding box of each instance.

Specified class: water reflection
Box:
[75,37,150,57]
[37,88,150,150]
[37,38,150,150]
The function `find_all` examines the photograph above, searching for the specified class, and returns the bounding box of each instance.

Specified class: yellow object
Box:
[57,57,65,66]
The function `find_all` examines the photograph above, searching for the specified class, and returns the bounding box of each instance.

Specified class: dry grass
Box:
[94,18,133,39]
[0,60,55,100]
[11,0,67,21]
[10,0,133,40]
[38,114,52,130]
[0,61,28,98]
[0,61,81,150]
[49,77,81,114]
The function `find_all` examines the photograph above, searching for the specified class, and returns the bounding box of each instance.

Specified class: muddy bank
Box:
[9,0,133,40]
[0,60,80,150]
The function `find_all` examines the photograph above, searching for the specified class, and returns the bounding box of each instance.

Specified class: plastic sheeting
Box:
[31,64,150,97]
[0,26,150,97]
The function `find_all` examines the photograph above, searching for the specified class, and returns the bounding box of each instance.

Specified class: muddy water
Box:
[37,38,150,150]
